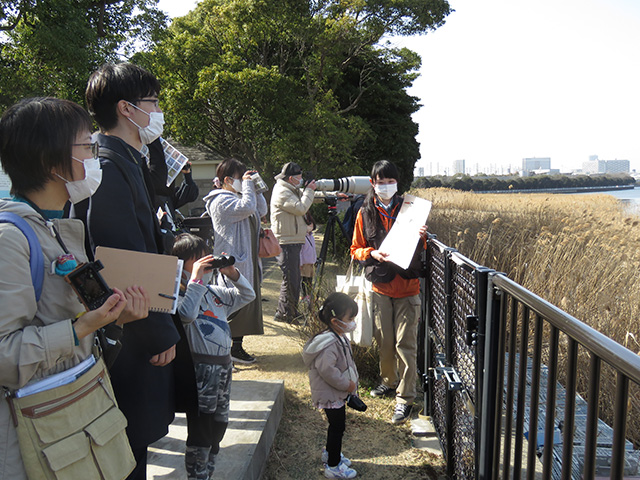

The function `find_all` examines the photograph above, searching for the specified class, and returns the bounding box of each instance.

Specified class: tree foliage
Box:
[0,0,168,109]
[140,0,450,184]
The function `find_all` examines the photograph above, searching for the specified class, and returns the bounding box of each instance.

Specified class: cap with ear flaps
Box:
[275,162,302,180]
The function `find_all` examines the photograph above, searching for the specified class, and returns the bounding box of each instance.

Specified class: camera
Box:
[65,260,113,311]
[205,255,236,270]
[315,176,371,195]
[346,394,368,412]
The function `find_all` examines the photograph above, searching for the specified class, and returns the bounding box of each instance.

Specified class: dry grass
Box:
[234,254,445,480]
[413,187,640,444]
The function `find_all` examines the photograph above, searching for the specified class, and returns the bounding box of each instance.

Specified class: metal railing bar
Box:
[526,314,544,480]
[493,289,509,480]
[491,274,640,385]
[560,338,578,480]
[583,354,601,480]
[444,249,455,479]
[513,305,531,480]
[610,372,629,480]
[542,325,559,479]
[502,296,519,479]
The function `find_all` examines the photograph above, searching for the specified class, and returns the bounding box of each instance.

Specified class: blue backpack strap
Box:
[0,212,44,302]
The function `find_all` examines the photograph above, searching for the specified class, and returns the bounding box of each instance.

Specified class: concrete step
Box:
[147,379,285,479]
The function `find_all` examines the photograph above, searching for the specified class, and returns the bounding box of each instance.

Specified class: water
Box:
[578,186,640,204]
[576,186,640,215]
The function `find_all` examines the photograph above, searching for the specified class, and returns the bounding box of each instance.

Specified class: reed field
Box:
[413,187,640,445]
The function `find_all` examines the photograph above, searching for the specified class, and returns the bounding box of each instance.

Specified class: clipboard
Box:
[95,246,184,314]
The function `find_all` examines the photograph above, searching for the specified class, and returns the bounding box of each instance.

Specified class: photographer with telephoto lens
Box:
[270,162,316,324]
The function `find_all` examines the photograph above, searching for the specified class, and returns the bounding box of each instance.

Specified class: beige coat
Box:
[302,330,359,407]
[0,200,93,480]
[269,179,314,245]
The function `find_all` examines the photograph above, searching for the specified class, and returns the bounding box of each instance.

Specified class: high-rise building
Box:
[522,157,551,176]
[605,160,630,174]
[453,159,465,175]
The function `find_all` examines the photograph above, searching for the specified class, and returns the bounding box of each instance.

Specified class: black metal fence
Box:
[421,237,640,479]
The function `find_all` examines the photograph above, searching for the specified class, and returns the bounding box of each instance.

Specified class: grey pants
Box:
[276,243,302,320]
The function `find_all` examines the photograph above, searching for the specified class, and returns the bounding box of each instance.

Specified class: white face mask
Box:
[231,178,242,193]
[374,183,397,200]
[338,318,357,333]
[56,157,103,204]
[127,102,164,144]
[202,270,215,285]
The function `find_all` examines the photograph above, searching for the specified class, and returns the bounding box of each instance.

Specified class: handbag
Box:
[259,228,282,258]
[336,260,373,347]
[5,351,135,480]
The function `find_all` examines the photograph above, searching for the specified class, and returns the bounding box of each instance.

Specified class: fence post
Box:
[478,274,503,480]
[474,267,493,479]
[422,243,432,416]
[444,248,456,479]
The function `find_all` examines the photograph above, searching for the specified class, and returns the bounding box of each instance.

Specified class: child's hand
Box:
[219,265,240,281]
[348,380,357,394]
[190,254,216,282]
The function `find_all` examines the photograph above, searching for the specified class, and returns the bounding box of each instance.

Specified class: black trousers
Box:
[324,406,346,467]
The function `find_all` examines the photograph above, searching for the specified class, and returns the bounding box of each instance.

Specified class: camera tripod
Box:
[314,197,350,288]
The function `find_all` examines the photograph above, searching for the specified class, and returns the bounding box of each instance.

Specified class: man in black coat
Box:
[76,63,180,480]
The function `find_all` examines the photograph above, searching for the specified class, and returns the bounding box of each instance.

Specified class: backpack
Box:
[0,212,43,301]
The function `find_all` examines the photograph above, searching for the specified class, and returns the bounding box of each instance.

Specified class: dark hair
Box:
[318,292,358,327]
[0,97,92,195]
[361,160,400,239]
[171,233,212,261]
[86,63,161,131]
[216,158,246,183]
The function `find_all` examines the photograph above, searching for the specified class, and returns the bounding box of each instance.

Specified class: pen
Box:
[158,293,176,300]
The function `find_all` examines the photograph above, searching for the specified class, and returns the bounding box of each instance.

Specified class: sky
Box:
[156,0,640,175]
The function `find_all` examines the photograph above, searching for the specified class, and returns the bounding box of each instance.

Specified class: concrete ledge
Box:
[148,379,285,480]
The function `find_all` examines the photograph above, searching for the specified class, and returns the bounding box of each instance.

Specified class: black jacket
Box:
[72,134,180,448]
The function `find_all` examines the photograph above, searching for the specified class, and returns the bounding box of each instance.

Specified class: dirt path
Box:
[233,254,444,479]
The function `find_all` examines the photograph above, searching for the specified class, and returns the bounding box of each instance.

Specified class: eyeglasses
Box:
[136,98,160,108]
[72,142,99,159]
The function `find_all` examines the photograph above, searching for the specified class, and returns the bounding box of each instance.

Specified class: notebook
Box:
[95,246,184,314]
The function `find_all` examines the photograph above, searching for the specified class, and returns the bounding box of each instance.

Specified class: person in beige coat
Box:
[302,292,361,479]
[0,97,147,479]
[270,162,316,323]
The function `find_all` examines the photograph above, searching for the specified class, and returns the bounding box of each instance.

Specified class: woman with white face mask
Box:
[350,160,428,426]
[0,97,153,479]
[203,158,268,365]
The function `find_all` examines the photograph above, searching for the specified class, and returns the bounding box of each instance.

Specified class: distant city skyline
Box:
[392,0,640,176]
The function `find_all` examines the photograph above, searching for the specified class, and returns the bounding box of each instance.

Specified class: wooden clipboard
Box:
[94,246,183,314]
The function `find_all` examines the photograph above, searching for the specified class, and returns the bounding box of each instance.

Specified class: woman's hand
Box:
[419,224,428,239]
[347,380,357,394]
[370,250,389,263]
[73,288,127,339]
[116,286,150,325]
[243,170,256,181]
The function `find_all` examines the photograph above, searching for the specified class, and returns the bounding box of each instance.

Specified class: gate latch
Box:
[434,353,463,391]
[465,315,478,346]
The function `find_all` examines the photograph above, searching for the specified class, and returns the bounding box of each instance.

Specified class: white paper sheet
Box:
[378,194,431,270]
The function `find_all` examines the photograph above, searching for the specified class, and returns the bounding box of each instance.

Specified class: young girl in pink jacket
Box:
[302,292,361,479]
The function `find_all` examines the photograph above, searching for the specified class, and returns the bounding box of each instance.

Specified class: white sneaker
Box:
[321,448,352,467]
[324,462,357,479]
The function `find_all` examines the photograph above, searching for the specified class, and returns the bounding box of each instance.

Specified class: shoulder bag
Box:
[4,350,135,480]
[258,227,282,258]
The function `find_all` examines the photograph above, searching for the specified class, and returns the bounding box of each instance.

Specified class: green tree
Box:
[141,0,450,180]
[0,0,168,109]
